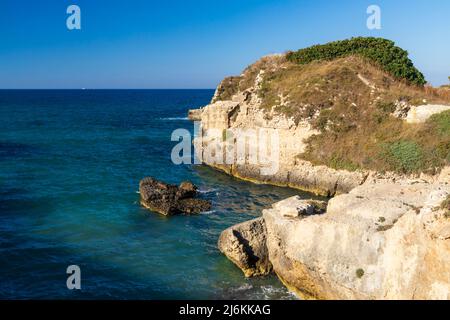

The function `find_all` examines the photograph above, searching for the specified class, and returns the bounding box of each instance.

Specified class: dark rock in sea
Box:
[139,177,211,216]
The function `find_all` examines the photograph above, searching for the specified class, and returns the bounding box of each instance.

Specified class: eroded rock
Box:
[218,217,272,277]
[263,170,450,299]
[405,104,450,123]
[139,177,211,216]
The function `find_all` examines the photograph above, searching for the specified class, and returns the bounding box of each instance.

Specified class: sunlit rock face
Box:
[263,169,450,299]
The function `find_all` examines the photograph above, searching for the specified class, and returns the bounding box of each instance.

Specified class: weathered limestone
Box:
[191,99,367,196]
[200,52,450,299]
[218,217,272,277]
[263,169,450,299]
[188,108,202,121]
[405,104,450,123]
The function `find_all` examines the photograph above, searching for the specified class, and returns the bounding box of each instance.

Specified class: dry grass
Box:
[212,54,286,102]
[255,55,450,174]
[212,53,450,174]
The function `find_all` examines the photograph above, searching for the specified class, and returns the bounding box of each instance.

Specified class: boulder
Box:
[272,196,326,218]
[218,217,272,277]
[405,104,450,123]
[139,177,211,216]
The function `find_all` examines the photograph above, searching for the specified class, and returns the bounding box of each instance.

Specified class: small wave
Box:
[199,210,216,215]
[198,188,218,194]
[259,285,298,300]
[231,283,253,292]
[159,117,189,121]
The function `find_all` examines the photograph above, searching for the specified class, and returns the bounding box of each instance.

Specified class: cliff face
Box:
[192,55,370,196]
[190,40,450,299]
[218,169,450,299]
[190,53,449,195]
[264,169,450,299]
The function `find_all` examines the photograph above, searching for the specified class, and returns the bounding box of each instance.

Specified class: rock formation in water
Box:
[218,217,272,277]
[139,177,211,216]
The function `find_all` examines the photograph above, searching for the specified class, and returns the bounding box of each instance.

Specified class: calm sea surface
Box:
[0,90,314,299]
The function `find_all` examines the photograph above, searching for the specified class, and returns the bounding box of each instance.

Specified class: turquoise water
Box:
[0,90,312,299]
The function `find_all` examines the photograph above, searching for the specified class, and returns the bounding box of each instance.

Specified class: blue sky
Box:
[0,0,449,88]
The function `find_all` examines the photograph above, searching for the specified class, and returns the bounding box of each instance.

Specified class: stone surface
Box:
[272,196,326,218]
[187,108,202,121]
[190,98,367,196]
[218,217,272,277]
[263,168,450,299]
[405,104,450,123]
[189,55,369,197]
[139,177,211,216]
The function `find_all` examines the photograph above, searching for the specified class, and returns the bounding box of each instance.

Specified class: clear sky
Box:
[0,0,449,88]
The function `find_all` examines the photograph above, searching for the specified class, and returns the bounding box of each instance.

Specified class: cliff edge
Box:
[190,37,450,299]
[190,37,450,196]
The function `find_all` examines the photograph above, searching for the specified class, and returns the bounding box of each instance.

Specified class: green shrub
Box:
[329,154,360,171]
[381,140,424,173]
[441,195,450,218]
[286,37,426,86]
[427,110,450,137]
[356,268,365,279]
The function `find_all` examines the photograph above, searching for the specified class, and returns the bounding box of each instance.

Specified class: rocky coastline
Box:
[187,47,450,299]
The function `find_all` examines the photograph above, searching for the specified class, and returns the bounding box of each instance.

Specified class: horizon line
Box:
[0,88,216,90]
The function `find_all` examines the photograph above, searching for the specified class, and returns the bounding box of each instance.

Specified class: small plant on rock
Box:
[356,268,365,279]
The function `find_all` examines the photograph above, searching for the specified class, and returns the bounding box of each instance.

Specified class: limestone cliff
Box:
[263,168,450,299]
[190,48,449,195]
[192,38,450,299]
[218,169,450,299]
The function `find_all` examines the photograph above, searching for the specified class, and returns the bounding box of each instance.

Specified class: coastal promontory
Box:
[190,37,450,299]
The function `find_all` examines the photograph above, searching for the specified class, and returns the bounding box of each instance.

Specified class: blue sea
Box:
[0,90,312,299]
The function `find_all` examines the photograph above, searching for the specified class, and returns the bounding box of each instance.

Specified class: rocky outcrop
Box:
[139,177,211,216]
[191,88,368,196]
[218,217,272,277]
[188,108,202,121]
[189,52,449,196]
[262,169,450,299]
[200,43,450,299]
[405,104,450,123]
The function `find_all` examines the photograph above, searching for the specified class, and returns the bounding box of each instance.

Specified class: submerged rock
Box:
[139,177,211,216]
[218,217,272,277]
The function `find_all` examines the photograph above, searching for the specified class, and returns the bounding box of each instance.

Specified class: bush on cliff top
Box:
[286,37,426,86]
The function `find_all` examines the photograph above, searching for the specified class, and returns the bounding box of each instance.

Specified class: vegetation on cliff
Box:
[286,37,426,86]
[212,38,450,174]
[442,195,450,218]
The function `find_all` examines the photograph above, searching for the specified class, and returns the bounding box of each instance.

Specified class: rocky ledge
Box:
[219,169,450,299]
[139,177,211,216]
[218,217,272,277]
